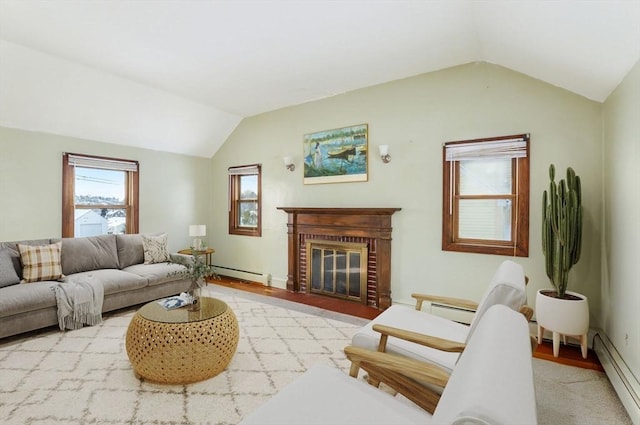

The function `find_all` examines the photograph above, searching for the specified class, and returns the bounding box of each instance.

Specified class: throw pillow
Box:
[142,233,171,264]
[0,247,21,287]
[18,242,65,283]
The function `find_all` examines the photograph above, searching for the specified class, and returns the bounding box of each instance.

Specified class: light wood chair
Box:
[346,303,536,416]
[239,305,538,425]
[351,260,532,377]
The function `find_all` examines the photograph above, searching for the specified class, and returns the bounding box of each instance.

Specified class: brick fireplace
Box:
[277,207,401,310]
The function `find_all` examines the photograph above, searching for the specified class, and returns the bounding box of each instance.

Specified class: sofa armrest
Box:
[170,253,191,265]
[411,293,479,312]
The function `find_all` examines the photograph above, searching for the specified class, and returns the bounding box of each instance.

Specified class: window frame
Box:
[228,163,262,237]
[62,152,139,237]
[442,134,530,257]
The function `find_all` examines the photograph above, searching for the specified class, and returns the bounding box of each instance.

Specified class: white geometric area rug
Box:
[0,285,368,425]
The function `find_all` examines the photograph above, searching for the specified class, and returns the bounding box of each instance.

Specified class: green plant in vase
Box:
[541,163,583,298]
[171,251,217,310]
[537,163,589,359]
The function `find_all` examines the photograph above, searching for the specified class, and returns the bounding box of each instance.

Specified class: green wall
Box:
[1,57,636,412]
[0,127,210,252]
[0,61,613,335]
[210,62,604,324]
[603,58,640,382]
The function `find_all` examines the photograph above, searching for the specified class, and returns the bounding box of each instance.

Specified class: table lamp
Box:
[189,225,206,251]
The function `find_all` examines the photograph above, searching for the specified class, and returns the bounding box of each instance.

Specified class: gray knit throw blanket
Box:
[51,276,104,330]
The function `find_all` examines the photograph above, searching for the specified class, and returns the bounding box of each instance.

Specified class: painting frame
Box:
[303,123,368,185]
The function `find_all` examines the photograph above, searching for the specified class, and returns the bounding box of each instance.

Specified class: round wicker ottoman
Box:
[125,296,239,384]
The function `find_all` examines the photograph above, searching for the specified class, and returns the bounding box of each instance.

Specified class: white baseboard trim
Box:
[593,331,640,425]
[213,265,271,285]
[211,266,288,290]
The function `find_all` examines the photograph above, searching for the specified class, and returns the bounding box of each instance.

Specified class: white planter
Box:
[535,289,589,359]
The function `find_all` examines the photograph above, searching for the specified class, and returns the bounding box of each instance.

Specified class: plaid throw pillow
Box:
[18,242,64,283]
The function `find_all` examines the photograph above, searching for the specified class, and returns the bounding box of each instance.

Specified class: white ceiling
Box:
[1,1,639,158]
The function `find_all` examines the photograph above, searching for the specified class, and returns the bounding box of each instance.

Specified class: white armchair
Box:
[239,304,538,425]
[351,260,529,374]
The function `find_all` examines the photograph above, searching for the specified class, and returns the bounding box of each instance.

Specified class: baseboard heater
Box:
[593,331,640,424]
[212,265,271,286]
[428,302,475,325]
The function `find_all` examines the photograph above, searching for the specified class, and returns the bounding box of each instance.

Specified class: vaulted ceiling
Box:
[1,1,639,157]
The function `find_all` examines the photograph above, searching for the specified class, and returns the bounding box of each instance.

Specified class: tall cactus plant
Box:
[542,164,583,298]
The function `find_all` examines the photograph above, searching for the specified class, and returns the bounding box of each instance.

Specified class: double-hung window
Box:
[228,164,261,237]
[62,153,139,238]
[442,134,530,257]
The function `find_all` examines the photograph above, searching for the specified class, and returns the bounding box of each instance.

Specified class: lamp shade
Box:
[379,145,389,156]
[189,225,206,237]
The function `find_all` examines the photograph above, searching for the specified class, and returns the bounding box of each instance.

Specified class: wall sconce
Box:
[284,156,295,171]
[379,145,391,163]
[189,224,206,251]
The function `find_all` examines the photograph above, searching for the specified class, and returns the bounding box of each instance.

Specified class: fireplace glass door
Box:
[305,240,368,304]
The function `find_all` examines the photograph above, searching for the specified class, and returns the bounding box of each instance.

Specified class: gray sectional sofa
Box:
[0,234,191,339]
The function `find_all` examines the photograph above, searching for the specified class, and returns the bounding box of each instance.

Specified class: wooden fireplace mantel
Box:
[277,207,401,310]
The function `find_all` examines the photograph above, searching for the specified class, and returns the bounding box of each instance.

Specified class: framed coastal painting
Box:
[303,123,368,184]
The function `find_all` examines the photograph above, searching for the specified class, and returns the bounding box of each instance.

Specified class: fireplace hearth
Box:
[277,207,401,310]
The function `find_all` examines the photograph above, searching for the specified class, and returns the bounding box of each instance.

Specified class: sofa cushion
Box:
[123,262,188,286]
[0,247,21,288]
[116,234,144,269]
[61,235,119,275]
[66,269,148,296]
[18,242,64,283]
[142,233,171,264]
[0,280,58,318]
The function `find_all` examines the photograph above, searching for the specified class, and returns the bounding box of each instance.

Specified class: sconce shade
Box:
[379,145,391,163]
[189,225,206,237]
[284,156,295,171]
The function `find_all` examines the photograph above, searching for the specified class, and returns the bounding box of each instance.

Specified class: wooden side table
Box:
[177,247,215,265]
[177,247,219,279]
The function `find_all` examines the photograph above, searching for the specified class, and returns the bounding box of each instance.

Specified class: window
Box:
[442,134,529,257]
[62,153,139,238]
[229,164,261,237]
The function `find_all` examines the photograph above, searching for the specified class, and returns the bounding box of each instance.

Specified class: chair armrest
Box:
[345,345,450,386]
[344,345,450,413]
[411,293,479,312]
[519,304,534,322]
[517,304,537,353]
[372,324,466,353]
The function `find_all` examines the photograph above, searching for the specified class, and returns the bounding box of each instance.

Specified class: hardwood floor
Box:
[208,275,604,370]
[533,339,604,372]
[208,275,381,320]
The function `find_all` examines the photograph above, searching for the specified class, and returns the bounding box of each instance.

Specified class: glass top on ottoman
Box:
[139,296,228,323]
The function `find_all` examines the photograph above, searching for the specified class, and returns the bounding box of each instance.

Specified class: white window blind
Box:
[228,164,261,175]
[67,154,138,172]
[445,136,528,162]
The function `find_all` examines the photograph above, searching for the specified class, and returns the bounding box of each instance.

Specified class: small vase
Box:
[187,278,202,311]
